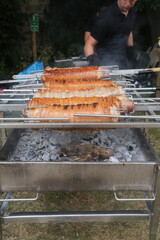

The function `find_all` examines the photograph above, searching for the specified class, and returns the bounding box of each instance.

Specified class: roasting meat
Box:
[29,95,134,113]
[41,66,106,82]
[23,66,135,123]
[24,102,120,122]
[34,86,125,99]
[42,79,118,91]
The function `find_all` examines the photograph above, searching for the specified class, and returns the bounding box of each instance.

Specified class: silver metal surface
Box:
[0,69,160,240]
[0,122,160,129]
[0,162,156,192]
[0,78,39,84]
[74,113,160,120]
[2,211,150,224]
[13,74,42,79]
[149,165,160,239]
[0,193,38,202]
[13,83,43,88]
[102,67,160,76]
[0,117,69,121]
[113,189,155,201]
[0,103,160,112]
[0,128,157,192]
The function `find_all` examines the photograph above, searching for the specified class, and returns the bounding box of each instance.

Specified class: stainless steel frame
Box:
[0,128,160,240]
[0,68,160,239]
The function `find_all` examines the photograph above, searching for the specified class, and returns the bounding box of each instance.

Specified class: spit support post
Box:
[0,112,7,144]
[149,164,160,240]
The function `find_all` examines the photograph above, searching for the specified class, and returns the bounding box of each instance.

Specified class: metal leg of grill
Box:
[0,192,13,240]
[149,165,160,240]
[0,217,2,240]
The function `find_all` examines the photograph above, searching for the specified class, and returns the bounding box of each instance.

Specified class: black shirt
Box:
[90,1,136,68]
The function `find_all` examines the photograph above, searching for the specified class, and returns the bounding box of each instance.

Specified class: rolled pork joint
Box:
[23,67,135,123]
[24,102,120,122]
[29,95,134,113]
[42,79,118,89]
[24,95,134,123]
[41,66,106,82]
[33,86,125,99]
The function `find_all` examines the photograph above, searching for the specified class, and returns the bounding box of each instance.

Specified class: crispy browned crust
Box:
[41,66,105,82]
[24,102,119,123]
[28,95,134,113]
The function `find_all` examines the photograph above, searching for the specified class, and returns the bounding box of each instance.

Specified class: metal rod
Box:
[13,84,43,88]
[0,78,39,84]
[12,74,42,79]
[0,122,159,128]
[0,98,30,101]
[149,165,160,240]
[74,113,160,120]
[0,89,38,92]
[2,210,149,224]
[125,87,159,91]
[99,67,160,76]
[0,193,39,202]
[132,97,160,101]
[135,102,160,105]
[130,92,155,95]
[0,118,69,121]
[0,93,34,96]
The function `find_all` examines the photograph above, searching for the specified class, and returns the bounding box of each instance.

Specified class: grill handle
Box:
[113,187,155,202]
[0,193,39,202]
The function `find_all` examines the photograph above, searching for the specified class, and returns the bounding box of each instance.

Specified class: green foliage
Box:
[137,0,160,11]
[0,0,27,75]
[43,0,113,60]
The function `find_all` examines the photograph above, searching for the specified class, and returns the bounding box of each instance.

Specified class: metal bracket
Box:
[0,193,39,202]
[113,186,155,202]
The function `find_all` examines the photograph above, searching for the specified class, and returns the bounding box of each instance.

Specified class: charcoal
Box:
[42,153,50,161]
[109,156,119,163]
[49,137,58,145]
[8,129,146,163]
[27,150,36,160]
[50,154,59,161]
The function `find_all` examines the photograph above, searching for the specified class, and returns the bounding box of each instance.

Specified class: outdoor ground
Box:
[1,128,160,240]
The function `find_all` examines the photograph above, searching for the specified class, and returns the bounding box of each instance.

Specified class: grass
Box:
[3,192,149,240]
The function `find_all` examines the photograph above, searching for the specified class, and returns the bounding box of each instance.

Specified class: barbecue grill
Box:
[0,63,160,240]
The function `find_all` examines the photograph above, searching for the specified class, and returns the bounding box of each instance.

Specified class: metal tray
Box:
[0,129,158,192]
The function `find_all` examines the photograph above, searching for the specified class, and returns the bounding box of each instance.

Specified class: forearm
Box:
[84,35,98,57]
[84,42,95,57]
[127,32,134,47]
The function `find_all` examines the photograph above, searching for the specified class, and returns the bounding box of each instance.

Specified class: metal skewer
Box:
[74,113,160,120]
[98,67,160,77]
[0,78,39,84]
[132,97,160,101]
[0,98,30,102]
[135,102,160,105]
[0,93,34,96]
[12,74,43,79]
[125,87,160,91]
[13,84,43,89]
[0,89,38,92]
[0,117,69,121]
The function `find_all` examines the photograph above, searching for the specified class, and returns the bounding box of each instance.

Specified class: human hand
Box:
[86,54,100,66]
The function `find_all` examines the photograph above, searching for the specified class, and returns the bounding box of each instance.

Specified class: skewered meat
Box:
[41,66,106,82]
[42,79,118,91]
[23,66,135,123]
[33,86,125,99]
[29,95,134,113]
[24,102,120,123]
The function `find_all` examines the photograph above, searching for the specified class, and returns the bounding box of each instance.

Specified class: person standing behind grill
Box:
[84,0,138,69]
